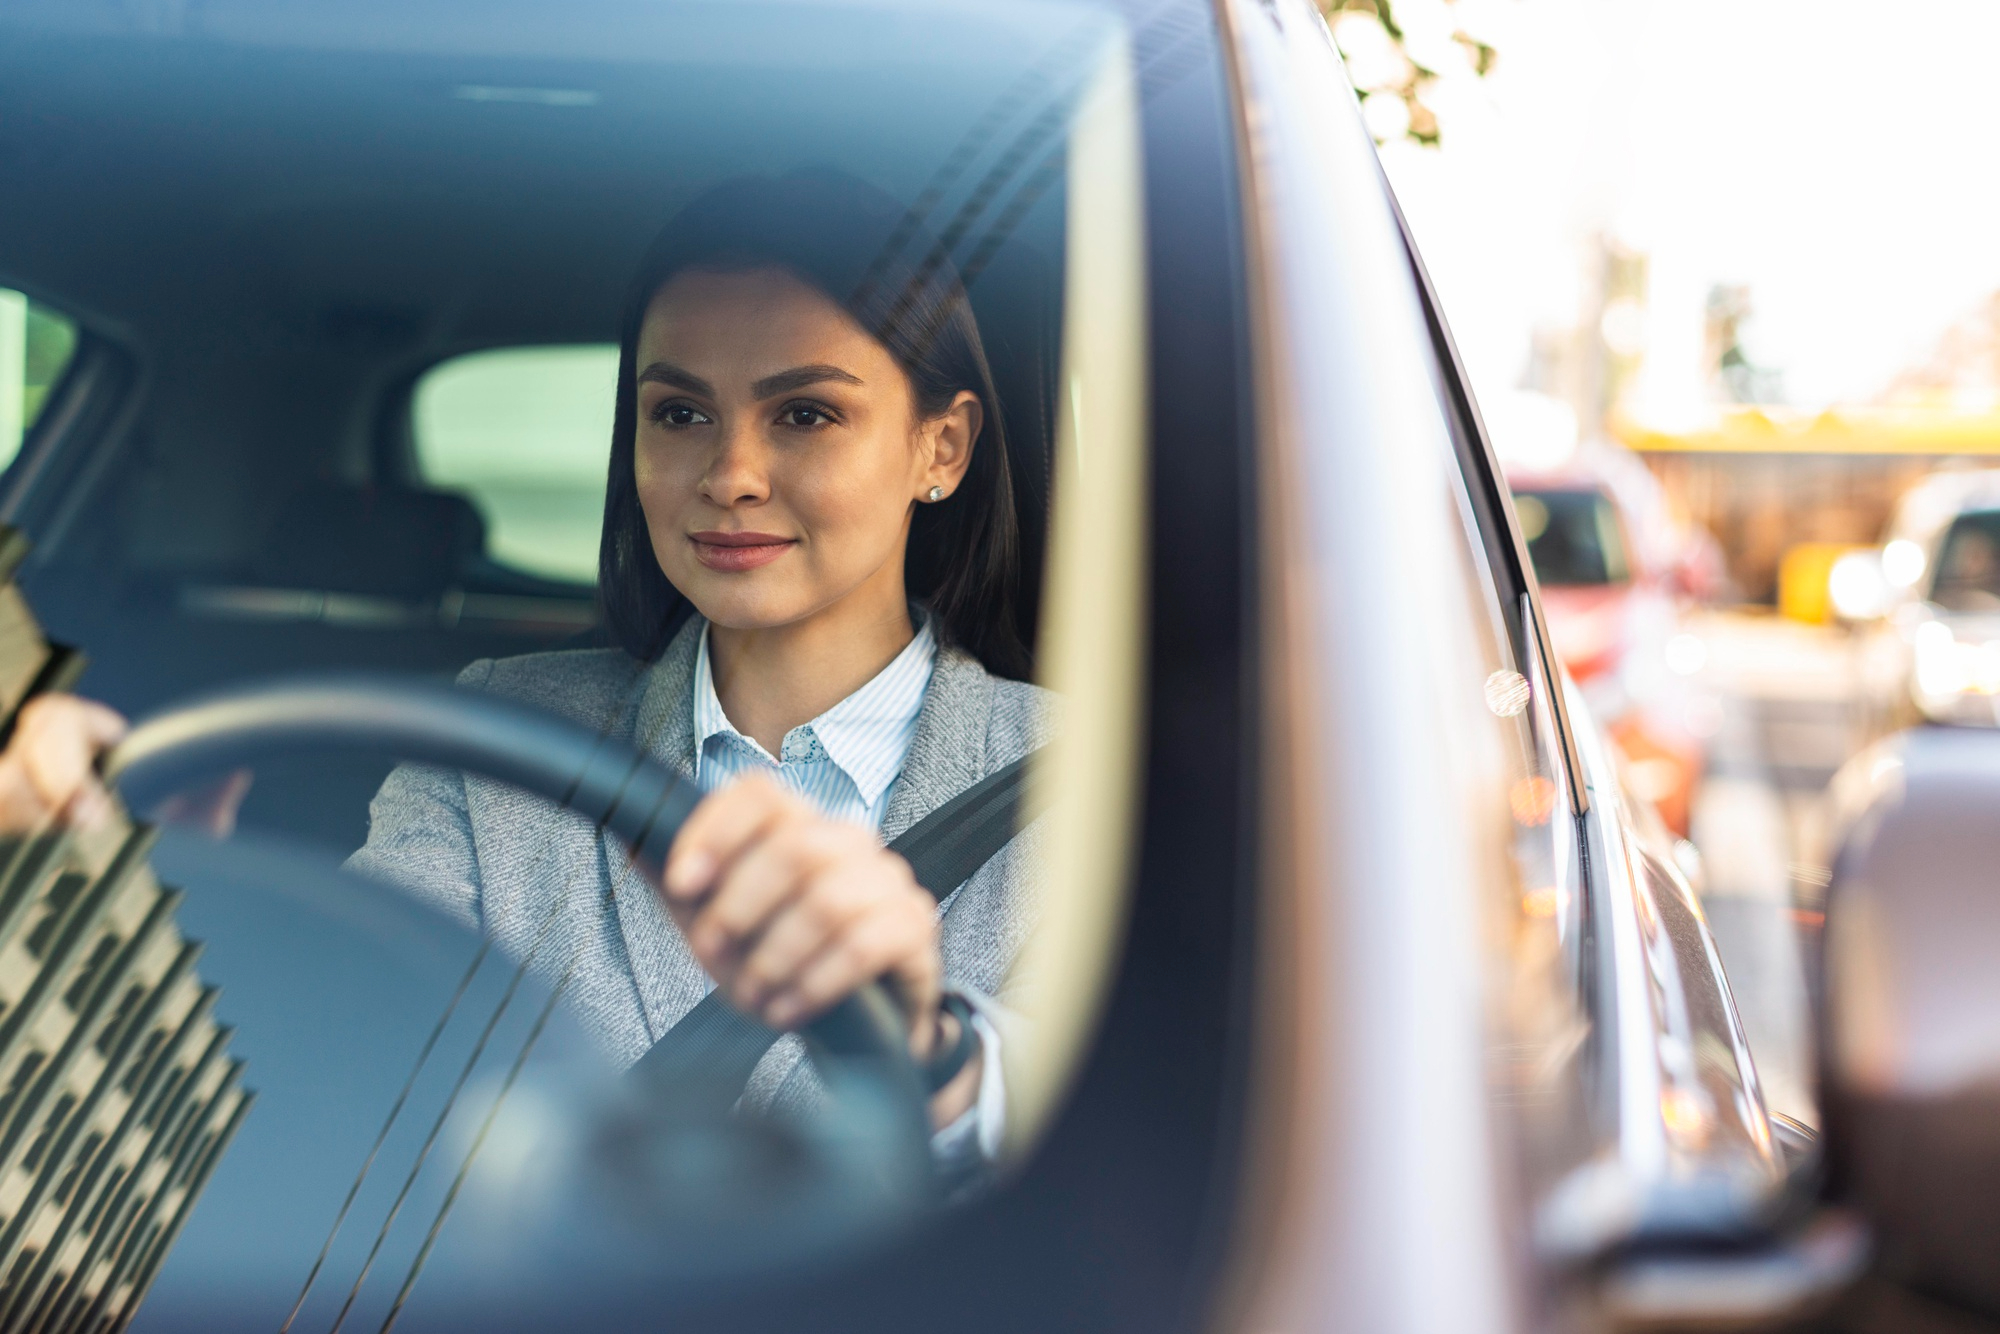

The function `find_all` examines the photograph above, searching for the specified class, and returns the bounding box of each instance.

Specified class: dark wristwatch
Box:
[920,993,980,1094]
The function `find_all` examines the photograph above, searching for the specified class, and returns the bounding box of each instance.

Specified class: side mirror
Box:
[1822,729,2000,1315]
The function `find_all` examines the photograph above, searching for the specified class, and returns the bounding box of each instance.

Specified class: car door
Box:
[1213,2,1789,1330]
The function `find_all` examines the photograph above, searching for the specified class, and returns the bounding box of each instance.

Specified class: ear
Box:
[917,391,982,502]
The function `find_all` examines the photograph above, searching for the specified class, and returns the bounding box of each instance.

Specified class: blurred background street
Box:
[1325,0,2000,1132]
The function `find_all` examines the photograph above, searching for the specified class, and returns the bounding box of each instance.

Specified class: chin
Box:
[679,583,811,634]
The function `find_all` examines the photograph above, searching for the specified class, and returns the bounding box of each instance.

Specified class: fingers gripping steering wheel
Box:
[102,674,938,1246]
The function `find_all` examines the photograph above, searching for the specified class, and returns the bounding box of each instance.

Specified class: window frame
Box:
[0,316,140,564]
[1388,197,1591,819]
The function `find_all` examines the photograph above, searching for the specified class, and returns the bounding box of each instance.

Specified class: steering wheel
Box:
[102,673,937,1258]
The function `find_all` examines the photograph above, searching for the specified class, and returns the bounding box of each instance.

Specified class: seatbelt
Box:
[627,748,1047,1098]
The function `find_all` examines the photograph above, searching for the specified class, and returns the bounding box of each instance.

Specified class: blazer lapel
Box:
[880,645,994,843]
[601,618,711,1039]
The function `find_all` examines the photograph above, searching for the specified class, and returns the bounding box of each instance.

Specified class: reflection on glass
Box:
[0,826,248,1332]
[0,0,1153,1320]
[0,570,247,1331]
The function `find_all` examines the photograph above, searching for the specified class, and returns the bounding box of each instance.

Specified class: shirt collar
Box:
[690,627,741,766]
[691,618,938,808]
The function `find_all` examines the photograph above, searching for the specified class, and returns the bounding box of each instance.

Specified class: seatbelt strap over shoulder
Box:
[627,747,1047,1094]
[889,750,1044,905]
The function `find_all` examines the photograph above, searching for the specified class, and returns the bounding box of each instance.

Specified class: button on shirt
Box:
[687,618,1007,1165]
[690,618,937,820]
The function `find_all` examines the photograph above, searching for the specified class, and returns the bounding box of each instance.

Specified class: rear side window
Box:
[1930,509,2000,611]
[411,345,617,585]
[1513,487,1631,587]
[0,289,80,469]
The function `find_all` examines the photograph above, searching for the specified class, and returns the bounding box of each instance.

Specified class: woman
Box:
[0,172,1054,1165]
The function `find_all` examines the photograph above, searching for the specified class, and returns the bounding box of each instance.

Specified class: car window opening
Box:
[0,2,1157,1321]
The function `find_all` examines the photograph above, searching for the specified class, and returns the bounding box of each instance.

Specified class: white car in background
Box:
[1871,469,2000,724]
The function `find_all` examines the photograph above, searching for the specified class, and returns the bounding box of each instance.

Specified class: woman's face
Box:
[632,267,978,635]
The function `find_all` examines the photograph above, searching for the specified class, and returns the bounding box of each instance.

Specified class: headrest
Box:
[252,485,485,601]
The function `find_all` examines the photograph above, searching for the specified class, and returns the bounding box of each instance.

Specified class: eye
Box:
[777,400,837,429]
[649,399,712,428]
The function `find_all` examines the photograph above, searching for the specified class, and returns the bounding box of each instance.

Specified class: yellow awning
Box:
[1615,405,2000,455]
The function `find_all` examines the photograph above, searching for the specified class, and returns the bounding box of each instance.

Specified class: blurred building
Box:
[1622,416,2000,605]
[0,531,248,1333]
[1607,289,2000,605]
[1629,437,1939,605]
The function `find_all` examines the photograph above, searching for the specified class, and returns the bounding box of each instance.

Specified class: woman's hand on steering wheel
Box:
[659,773,979,1124]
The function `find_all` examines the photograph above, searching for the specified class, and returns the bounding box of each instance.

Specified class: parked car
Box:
[1507,449,1718,836]
[1864,468,2000,726]
[0,2,1955,1331]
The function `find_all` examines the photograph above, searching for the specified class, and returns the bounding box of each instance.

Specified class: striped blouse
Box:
[690,618,937,824]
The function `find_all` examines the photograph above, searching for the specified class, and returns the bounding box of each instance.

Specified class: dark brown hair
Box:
[597,170,1029,678]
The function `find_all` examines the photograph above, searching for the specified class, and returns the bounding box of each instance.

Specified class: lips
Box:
[688,530,796,572]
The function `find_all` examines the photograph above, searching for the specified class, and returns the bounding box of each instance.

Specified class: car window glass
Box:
[1930,510,2000,611]
[0,289,79,470]
[411,346,618,586]
[1515,486,1631,586]
[0,1,1152,1323]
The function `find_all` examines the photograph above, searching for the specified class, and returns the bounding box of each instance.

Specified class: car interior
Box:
[0,4,1270,1330]
[2,14,1076,851]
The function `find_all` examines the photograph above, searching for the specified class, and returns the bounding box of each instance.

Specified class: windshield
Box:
[1930,510,2000,612]
[1512,487,1632,588]
[0,1,1153,1324]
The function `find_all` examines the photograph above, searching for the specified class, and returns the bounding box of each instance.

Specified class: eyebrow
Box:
[750,364,863,399]
[636,362,715,396]
[635,361,864,402]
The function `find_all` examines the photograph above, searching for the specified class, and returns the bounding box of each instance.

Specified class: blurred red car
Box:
[1509,451,1720,835]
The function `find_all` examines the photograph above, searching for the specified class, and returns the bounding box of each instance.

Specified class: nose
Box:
[698,417,771,509]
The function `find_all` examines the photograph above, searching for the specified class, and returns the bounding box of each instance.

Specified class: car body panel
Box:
[1218,0,1780,1327]
[1217,0,1514,1327]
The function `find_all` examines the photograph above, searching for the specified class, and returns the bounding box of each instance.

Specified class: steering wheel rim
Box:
[103,671,929,1122]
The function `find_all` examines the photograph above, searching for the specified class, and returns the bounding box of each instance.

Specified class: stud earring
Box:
[927,485,945,502]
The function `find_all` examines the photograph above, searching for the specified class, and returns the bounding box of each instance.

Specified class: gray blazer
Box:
[348,616,1055,1111]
